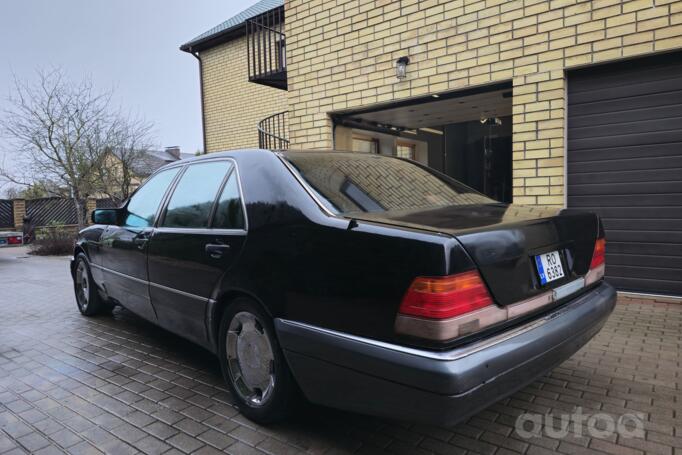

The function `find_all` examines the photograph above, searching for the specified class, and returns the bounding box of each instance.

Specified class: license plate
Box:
[534,250,565,285]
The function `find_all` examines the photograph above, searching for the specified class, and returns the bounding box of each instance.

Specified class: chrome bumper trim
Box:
[279,284,606,362]
[91,263,207,302]
[585,263,605,286]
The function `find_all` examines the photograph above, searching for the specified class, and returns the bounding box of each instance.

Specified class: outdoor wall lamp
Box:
[395,56,409,80]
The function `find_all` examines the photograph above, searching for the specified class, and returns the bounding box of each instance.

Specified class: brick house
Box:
[181,0,682,296]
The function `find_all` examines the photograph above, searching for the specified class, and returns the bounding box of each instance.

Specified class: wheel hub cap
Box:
[76,262,89,307]
[226,312,275,406]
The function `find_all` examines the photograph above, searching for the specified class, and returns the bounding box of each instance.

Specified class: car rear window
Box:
[282,152,493,215]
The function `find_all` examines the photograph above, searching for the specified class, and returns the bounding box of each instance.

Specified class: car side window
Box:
[212,170,245,230]
[125,167,180,228]
[162,161,231,228]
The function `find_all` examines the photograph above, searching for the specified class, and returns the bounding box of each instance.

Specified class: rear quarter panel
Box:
[215,151,476,345]
[236,219,467,343]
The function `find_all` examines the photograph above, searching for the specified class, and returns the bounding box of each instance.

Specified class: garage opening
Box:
[331,83,513,203]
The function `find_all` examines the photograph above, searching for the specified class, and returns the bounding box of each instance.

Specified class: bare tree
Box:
[3,186,20,199]
[1,68,154,226]
[3,180,63,199]
[1,69,111,227]
[94,115,154,205]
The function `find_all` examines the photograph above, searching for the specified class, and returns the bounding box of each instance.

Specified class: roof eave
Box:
[180,23,246,53]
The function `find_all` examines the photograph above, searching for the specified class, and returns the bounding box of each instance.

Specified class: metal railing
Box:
[246,6,287,90]
[258,111,289,150]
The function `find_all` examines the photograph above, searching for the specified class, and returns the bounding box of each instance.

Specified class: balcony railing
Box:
[258,111,289,150]
[246,6,287,90]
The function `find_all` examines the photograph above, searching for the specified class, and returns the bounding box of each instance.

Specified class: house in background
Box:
[94,146,194,200]
[1,147,193,235]
[181,0,682,296]
[129,146,194,181]
[181,0,287,151]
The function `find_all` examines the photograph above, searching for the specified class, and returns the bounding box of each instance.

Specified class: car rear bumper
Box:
[275,281,616,425]
[0,232,23,247]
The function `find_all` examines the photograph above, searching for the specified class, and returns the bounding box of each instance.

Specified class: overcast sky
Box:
[0,0,259,166]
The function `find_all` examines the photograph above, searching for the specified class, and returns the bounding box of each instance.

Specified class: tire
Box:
[218,298,298,424]
[73,253,107,316]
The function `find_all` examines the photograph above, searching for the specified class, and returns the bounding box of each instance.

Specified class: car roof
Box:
[157,148,378,169]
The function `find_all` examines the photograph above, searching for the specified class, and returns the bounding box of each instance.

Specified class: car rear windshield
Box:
[282,152,493,215]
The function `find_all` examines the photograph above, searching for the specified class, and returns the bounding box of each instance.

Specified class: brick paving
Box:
[0,246,680,455]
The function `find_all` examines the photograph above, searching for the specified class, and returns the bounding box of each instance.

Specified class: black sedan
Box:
[72,149,616,425]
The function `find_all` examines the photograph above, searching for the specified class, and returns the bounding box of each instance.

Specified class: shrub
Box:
[30,222,75,256]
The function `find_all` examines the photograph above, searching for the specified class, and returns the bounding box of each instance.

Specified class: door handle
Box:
[133,231,151,250]
[205,243,230,259]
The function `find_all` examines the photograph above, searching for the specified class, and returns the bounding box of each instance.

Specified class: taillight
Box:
[397,239,608,342]
[586,237,606,285]
[7,236,22,245]
[398,270,493,319]
[590,238,605,269]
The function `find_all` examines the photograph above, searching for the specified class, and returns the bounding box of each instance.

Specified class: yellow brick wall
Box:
[284,0,682,206]
[200,36,288,152]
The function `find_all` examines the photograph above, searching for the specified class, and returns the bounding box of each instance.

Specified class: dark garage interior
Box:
[332,84,514,203]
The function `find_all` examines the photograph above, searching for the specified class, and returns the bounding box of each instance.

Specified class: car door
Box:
[147,159,247,345]
[98,166,181,322]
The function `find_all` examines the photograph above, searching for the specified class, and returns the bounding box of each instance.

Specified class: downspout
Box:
[331,117,337,150]
[190,48,208,154]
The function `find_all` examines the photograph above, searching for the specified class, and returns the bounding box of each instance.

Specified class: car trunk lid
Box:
[346,204,599,306]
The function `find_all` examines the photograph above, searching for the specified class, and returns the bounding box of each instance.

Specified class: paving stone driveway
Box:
[0,247,680,455]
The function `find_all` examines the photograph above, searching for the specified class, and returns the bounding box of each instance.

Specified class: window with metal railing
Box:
[246,6,287,90]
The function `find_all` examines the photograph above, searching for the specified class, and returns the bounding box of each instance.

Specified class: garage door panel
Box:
[607,264,682,282]
[569,77,682,105]
[606,241,682,257]
[568,90,682,119]
[568,53,682,295]
[603,230,682,244]
[567,155,682,173]
[569,167,682,185]
[607,253,682,269]
[607,276,682,295]
[567,181,682,196]
[569,59,682,93]
[603,218,682,231]
[568,130,682,151]
[568,193,681,207]
[568,102,682,129]
[568,142,681,162]
[582,207,682,219]
[569,116,682,139]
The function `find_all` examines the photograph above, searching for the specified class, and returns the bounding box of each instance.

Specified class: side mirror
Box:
[91,208,120,225]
